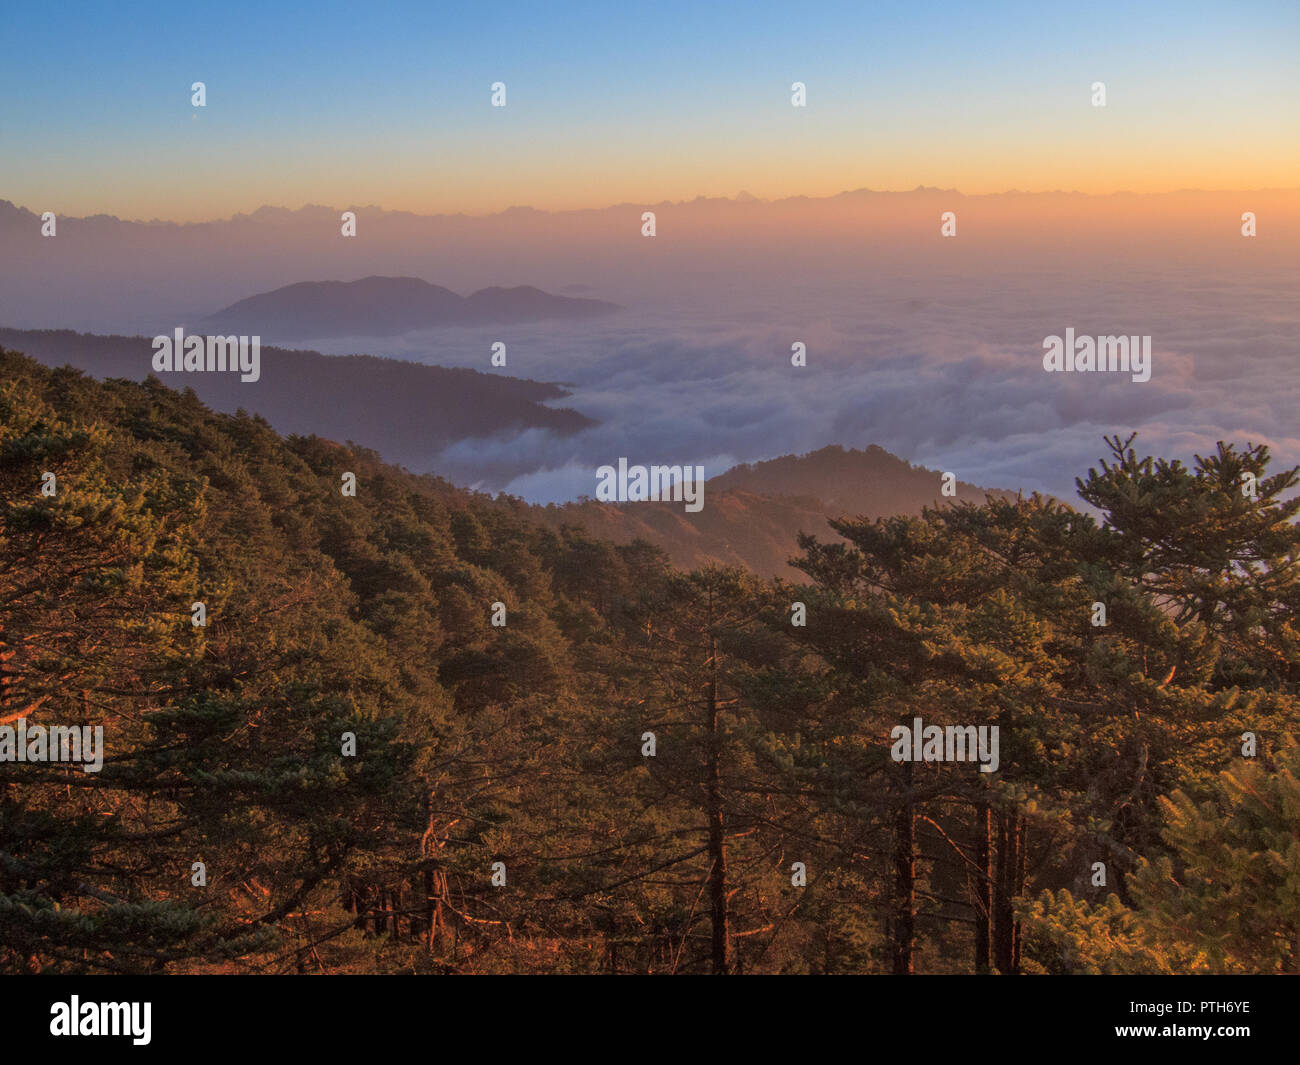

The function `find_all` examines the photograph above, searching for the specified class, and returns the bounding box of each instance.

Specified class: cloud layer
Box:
[304,264,1299,507]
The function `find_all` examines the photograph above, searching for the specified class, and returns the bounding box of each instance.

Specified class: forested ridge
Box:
[538,444,1011,580]
[0,327,594,474]
[2,347,1297,975]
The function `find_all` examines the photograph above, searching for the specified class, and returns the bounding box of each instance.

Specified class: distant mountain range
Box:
[4,189,1293,333]
[535,445,1017,580]
[204,277,621,338]
[0,327,592,472]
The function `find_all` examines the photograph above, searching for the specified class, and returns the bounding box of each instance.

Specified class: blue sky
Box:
[3,1,1296,218]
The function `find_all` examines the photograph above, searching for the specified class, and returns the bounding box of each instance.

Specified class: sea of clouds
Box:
[299,263,1300,507]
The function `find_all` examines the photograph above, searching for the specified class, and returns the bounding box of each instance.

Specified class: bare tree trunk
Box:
[705,627,730,974]
[994,813,1023,974]
[892,757,915,974]
[428,868,447,951]
[347,882,369,931]
[1012,816,1026,973]
[419,789,448,952]
[973,801,992,973]
[994,814,1012,972]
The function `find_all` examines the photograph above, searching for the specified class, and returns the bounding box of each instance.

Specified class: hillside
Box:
[537,446,1016,579]
[0,326,593,473]
[3,344,1296,978]
[0,329,1014,580]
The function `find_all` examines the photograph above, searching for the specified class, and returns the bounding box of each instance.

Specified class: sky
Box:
[3,1,1298,221]
[2,2,1295,509]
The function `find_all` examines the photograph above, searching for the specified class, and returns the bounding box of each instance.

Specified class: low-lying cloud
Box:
[307,265,1297,507]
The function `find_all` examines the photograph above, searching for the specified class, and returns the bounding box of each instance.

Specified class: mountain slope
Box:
[534,445,1018,580]
[0,327,593,473]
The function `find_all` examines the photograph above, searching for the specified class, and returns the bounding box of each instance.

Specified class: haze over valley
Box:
[3,187,1295,514]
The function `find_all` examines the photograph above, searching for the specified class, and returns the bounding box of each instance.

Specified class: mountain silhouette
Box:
[204,276,621,338]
